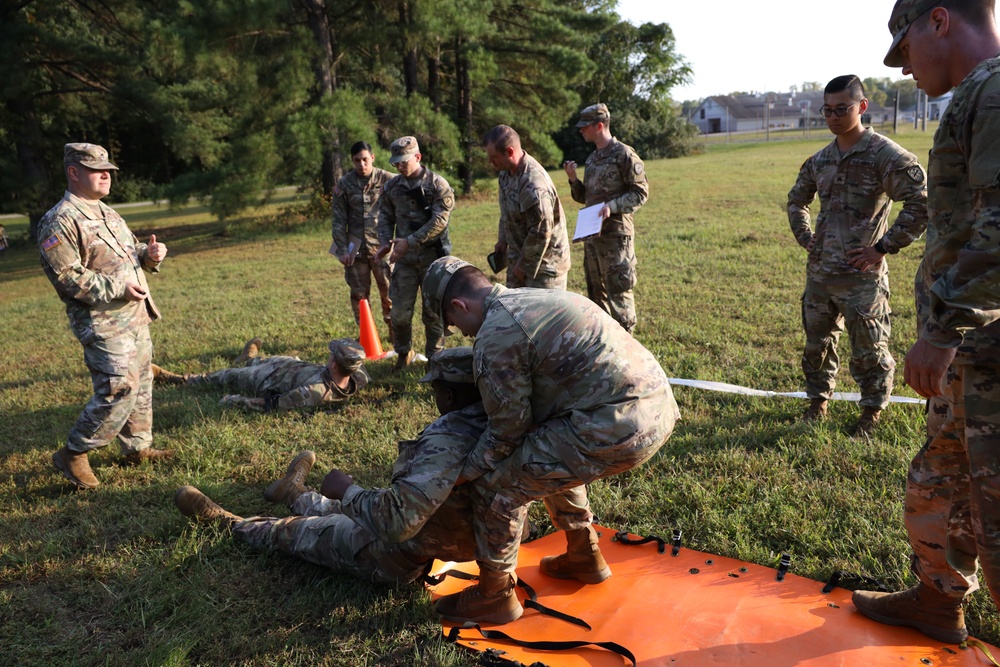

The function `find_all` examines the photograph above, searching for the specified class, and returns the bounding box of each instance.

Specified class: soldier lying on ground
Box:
[174,347,522,583]
[153,337,368,412]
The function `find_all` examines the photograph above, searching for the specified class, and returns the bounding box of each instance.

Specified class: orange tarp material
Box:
[428,526,999,666]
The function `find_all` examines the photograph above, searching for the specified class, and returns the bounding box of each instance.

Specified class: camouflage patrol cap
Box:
[328,338,366,373]
[389,136,419,164]
[422,255,473,332]
[575,103,610,127]
[884,0,938,67]
[419,346,475,384]
[64,143,119,170]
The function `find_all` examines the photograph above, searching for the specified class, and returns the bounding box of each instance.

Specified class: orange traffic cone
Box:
[358,298,387,360]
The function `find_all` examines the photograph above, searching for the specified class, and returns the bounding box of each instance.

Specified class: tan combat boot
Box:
[264,450,316,506]
[435,569,523,625]
[52,446,99,489]
[151,363,188,385]
[174,485,243,528]
[395,349,415,371]
[539,525,612,584]
[852,583,967,643]
[124,448,175,465]
[802,398,828,422]
[234,337,263,366]
[852,407,882,439]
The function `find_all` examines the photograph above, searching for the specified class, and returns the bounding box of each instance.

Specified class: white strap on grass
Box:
[667,378,925,405]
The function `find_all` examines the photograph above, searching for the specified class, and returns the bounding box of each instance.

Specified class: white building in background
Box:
[690,91,886,135]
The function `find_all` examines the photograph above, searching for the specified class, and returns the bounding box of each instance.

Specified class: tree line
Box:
[1,0,697,223]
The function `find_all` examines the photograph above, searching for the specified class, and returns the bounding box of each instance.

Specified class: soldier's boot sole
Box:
[52,446,99,489]
[174,485,243,528]
[235,337,263,366]
[852,586,967,644]
[264,450,316,506]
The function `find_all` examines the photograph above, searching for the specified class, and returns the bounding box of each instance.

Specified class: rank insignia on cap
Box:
[907,165,924,182]
[42,234,61,251]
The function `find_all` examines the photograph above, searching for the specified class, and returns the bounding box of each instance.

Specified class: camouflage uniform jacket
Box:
[787,127,928,278]
[332,167,391,259]
[249,360,369,411]
[466,285,679,482]
[919,57,1000,358]
[340,402,487,543]
[569,138,649,236]
[377,167,455,262]
[498,152,570,281]
[37,191,161,345]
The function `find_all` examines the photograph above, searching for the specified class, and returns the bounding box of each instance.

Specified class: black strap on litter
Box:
[613,530,666,554]
[479,647,551,667]
[821,570,890,594]
[671,529,683,556]
[446,624,637,667]
[776,554,792,581]
[426,569,591,630]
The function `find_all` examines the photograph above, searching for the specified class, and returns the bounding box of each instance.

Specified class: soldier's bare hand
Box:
[599,204,611,221]
[147,234,168,262]
[321,469,354,500]
[847,246,883,272]
[124,282,148,301]
[563,161,578,181]
[375,243,391,260]
[903,338,957,398]
[513,263,526,282]
[390,238,409,262]
[494,240,507,255]
[806,235,817,252]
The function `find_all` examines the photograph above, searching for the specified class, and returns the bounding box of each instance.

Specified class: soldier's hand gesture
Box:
[563,160,578,182]
[147,234,168,262]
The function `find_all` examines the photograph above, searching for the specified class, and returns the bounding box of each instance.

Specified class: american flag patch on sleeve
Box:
[41,235,62,251]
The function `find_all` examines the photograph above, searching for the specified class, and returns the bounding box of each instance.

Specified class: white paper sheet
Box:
[572,203,605,241]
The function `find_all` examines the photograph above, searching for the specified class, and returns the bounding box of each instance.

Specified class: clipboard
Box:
[572,203,605,242]
[487,249,508,273]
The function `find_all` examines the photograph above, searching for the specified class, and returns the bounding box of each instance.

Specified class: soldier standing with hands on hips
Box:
[38,143,173,490]
[564,103,648,333]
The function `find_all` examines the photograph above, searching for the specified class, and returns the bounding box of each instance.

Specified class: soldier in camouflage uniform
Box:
[153,338,368,413]
[787,74,928,436]
[852,0,1000,644]
[424,256,679,624]
[563,104,648,333]
[39,143,173,490]
[332,141,393,336]
[174,348,491,584]
[376,136,455,369]
[482,125,570,290]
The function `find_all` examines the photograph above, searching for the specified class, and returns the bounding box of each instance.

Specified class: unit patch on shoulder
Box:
[634,163,644,175]
[41,234,62,252]
[907,165,924,183]
[333,184,343,197]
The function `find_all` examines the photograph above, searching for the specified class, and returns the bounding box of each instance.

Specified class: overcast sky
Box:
[615,0,998,102]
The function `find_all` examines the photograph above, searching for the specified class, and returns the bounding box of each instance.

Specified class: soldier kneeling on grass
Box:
[153,337,368,412]
[173,347,532,584]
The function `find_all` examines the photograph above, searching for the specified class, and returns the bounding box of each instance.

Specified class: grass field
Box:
[3,128,998,666]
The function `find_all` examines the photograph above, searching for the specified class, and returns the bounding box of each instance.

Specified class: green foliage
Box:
[0,0,698,216]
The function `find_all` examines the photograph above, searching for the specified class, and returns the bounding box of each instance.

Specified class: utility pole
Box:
[893,93,899,134]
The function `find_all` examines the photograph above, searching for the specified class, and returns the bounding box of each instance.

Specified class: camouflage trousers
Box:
[505,252,568,290]
[69,325,154,455]
[906,361,1000,607]
[344,254,392,331]
[800,274,894,408]
[389,255,444,359]
[471,416,665,574]
[584,235,637,333]
[233,491,431,585]
[188,356,298,396]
